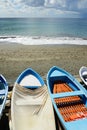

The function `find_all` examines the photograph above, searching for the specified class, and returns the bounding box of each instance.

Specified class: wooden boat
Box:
[10,68,56,130]
[0,74,8,118]
[47,66,87,130]
[79,66,87,86]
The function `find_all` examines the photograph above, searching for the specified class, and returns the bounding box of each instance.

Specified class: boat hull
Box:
[47,66,87,130]
[10,68,56,130]
[0,75,8,118]
[79,66,87,86]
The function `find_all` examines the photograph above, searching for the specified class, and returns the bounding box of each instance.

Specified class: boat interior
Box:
[49,74,87,122]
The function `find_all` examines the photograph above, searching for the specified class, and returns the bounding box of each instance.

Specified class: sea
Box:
[0,18,87,45]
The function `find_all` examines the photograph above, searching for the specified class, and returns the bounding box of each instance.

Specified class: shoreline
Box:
[0,35,87,46]
[0,43,87,83]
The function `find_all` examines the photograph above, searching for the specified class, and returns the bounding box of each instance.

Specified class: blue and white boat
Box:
[47,66,87,130]
[79,66,87,86]
[15,67,45,88]
[0,74,8,118]
[10,68,56,130]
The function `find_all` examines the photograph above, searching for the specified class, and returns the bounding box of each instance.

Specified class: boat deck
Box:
[53,81,87,122]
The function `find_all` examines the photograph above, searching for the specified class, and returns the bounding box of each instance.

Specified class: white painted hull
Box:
[79,66,87,86]
[10,68,56,130]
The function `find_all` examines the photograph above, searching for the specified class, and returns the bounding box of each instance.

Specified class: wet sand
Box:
[0,43,87,83]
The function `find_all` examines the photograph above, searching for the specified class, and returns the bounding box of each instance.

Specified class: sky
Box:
[0,0,87,18]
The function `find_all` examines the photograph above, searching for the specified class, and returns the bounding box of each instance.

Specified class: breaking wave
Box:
[0,36,87,45]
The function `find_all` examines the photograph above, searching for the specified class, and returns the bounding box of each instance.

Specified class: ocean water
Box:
[0,18,87,45]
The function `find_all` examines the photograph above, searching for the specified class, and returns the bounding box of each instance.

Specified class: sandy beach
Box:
[0,43,87,83]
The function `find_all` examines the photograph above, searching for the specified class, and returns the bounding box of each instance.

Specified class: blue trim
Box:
[0,74,8,117]
[16,68,45,88]
[52,90,84,99]
[47,66,87,130]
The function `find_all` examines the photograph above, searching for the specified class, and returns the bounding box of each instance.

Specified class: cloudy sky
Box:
[0,0,87,18]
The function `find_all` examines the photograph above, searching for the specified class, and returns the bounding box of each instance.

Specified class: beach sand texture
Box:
[0,43,87,83]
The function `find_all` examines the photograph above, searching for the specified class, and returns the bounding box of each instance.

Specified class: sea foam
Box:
[0,36,87,45]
